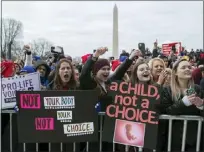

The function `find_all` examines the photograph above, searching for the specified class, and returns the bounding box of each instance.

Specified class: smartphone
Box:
[186,88,196,96]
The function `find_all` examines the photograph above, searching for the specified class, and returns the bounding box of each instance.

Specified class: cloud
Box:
[2,1,203,57]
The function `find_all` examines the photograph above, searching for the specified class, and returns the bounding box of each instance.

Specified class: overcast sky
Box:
[2,1,203,57]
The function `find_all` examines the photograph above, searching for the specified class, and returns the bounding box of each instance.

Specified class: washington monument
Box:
[112,4,118,58]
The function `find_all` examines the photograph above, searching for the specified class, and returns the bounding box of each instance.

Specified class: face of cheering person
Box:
[74,68,80,82]
[131,61,151,83]
[37,65,47,77]
[175,60,192,80]
[136,63,151,82]
[96,66,110,82]
[151,59,165,78]
[57,60,74,84]
[14,64,20,74]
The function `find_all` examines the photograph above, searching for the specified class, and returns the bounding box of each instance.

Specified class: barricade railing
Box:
[1,110,203,152]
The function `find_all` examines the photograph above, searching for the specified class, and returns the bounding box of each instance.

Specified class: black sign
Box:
[16,90,98,143]
[102,81,161,150]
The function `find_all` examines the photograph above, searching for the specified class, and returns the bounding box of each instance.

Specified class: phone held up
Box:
[186,87,196,96]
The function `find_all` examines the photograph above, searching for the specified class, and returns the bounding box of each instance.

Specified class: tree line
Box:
[1,18,53,60]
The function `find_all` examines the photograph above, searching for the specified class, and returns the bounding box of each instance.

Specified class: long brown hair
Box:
[53,59,77,90]
[171,59,194,101]
[130,60,153,84]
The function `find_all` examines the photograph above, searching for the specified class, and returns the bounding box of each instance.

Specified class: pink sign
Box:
[20,94,41,109]
[35,118,54,130]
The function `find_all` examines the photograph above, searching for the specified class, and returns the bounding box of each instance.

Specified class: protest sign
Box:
[1,72,41,109]
[16,90,98,143]
[162,42,181,55]
[102,81,161,150]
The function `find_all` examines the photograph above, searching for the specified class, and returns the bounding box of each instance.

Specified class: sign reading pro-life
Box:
[1,72,41,109]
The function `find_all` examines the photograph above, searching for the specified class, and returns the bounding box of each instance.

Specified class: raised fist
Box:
[93,47,108,58]
[23,45,31,54]
[23,45,31,51]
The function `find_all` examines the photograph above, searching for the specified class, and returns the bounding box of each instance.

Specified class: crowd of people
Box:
[1,42,204,152]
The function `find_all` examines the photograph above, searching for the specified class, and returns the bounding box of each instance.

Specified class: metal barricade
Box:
[1,110,203,152]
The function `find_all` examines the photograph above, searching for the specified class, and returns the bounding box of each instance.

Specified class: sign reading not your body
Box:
[16,90,98,143]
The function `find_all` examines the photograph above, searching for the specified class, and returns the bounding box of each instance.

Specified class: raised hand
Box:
[157,70,168,85]
[93,47,108,58]
[23,45,31,54]
[129,49,141,60]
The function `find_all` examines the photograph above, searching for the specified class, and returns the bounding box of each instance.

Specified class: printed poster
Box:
[162,42,182,56]
[1,72,41,109]
[16,90,98,143]
[102,81,161,150]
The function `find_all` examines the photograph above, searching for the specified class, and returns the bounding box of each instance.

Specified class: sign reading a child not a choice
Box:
[16,90,98,143]
[102,81,162,150]
[1,72,41,109]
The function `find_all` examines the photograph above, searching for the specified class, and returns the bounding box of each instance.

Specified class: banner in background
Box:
[162,42,182,55]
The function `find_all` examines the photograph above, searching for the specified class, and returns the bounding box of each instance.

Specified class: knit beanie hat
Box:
[92,59,110,75]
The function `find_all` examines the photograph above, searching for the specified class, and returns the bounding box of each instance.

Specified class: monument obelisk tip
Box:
[112,4,119,59]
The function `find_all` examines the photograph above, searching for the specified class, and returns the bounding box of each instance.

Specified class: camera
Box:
[47,46,65,66]
[51,46,64,54]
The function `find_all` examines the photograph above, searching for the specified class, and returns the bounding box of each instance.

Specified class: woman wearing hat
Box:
[80,47,138,151]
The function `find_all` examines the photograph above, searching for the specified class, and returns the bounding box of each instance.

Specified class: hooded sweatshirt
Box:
[34,60,51,87]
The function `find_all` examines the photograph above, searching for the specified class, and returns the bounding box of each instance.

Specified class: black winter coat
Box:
[160,85,204,151]
[79,55,133,112]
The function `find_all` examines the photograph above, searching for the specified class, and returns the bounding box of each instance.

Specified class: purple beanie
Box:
[92,59,110,75]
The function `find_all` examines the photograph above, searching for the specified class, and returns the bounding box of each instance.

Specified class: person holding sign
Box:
[161,59,204,151]
[45,59,80,151]
[80,47,139,111]
[128,60,166,152]
[80,47,139,151]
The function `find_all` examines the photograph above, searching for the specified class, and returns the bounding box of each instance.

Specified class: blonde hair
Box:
[165,68,172,74]
[171,59,194,101]
[148,58,166,82]
[148,58,166,71]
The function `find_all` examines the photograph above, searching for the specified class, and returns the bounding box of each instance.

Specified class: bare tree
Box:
[1,18,23,59]
[30,38,53,57]
[11,41,25,60]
